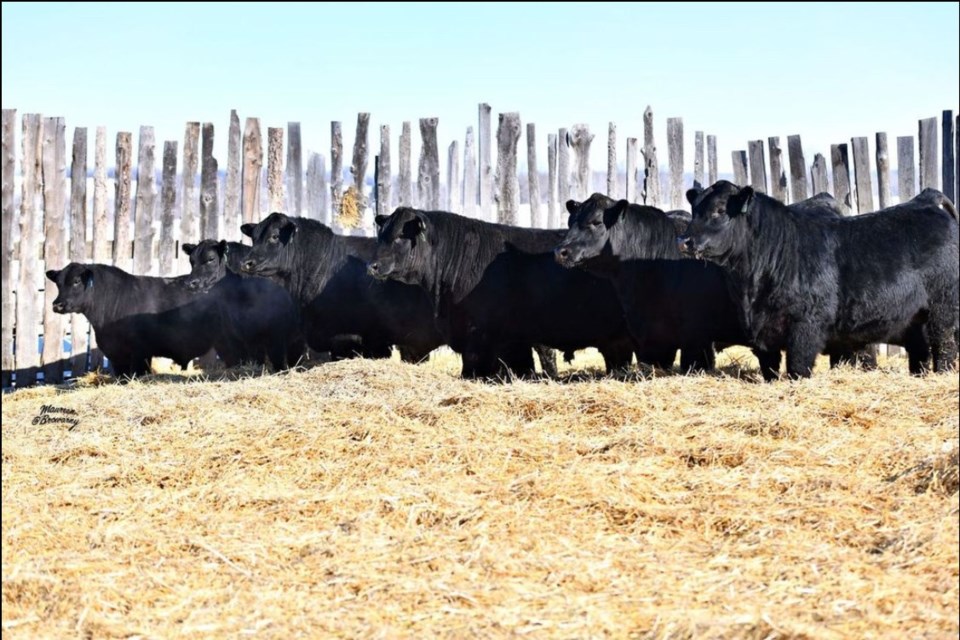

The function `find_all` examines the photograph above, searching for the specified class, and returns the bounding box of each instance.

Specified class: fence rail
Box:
[1,105,957,388]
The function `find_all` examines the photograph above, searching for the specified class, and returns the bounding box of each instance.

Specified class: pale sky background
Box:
[2,1,959,182]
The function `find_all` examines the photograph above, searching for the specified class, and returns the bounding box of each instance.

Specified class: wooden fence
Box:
[1,105,957,388]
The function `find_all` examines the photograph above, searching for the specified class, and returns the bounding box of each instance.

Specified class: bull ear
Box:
[80,268,95,288]
[686,188,702,207]
[240,223,255,238]
[279,219,298,243]
[734,186,756,216]
[604,199,629,225]
[565,200,581,215]
[181,243,196,256]
[374,214,389,228]
[46,269,60,282]
[217,240,228,255]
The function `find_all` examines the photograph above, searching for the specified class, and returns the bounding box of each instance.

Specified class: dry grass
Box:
[2,349,958,639]
[337,186,363,229]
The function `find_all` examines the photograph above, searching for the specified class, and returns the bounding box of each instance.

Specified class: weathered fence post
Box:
[133,126,156,275]
[811,154,829,195]
[875,133,891,209]
[92,127,108,263]
[557,128,570,207]
[113,131,133,267]
[731,150,748,186]
[918,117,938,191]
[707,135,717,186]
[569,124,593,200]
[768,137,787,203]
[1,110,13,388]
[69,126,89,377]
[42,117,67,382]
[418,117,440,211]
[830,144,853,213]
[693,131,704,191]
[286,121,303,215]
[224,110,241,240]
[180,122,200,252]
[398,121,412,207]
[16,114,42,386]
[641,106,661,207]
[897,136,916,203]
[667,117,684,208]
[330,121,343,215]
[159,141,178,275]
[943,110,955,203]
[351,113,370,212]
[607,122,617,197]
[495,112,521,225]
[747,140,767,194]
[479,103,493,221]
[267,126,284,212]
[850,137,874,214]
[787,135,808,203]
[547,133,558,226]
[241,118,262,228]
[462,127,477,217]
[528,123,541,225]
[447,141,460,213]
[200,123,219,240]
[377,125,391,217]
[625,137,638,202]
[305,152,327,221]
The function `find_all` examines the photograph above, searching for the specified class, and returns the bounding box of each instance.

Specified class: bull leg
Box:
[635,346,677,370]
[902,324,931,374]
[600,345,633,374]
[498,344,537,379]
[680,343,715,373]
[398,344,431,364]
[461,349,498,380]
[533,345,559,378]
[753,348,782,382]
[785,324,824,379]
[927,322,959,373]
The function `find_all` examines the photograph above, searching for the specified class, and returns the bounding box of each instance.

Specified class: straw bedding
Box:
[2,349,958,638]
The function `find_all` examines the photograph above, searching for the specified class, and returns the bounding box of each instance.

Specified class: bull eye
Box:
[591,220,603,228]
[73,279,82,287]
[393,237,403,245]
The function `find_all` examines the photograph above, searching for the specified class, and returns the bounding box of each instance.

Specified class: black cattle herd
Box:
[46,179,959,382]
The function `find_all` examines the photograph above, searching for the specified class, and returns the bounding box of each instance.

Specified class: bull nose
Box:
[367,262,380,276]
[678,236,694,253]
[241,260,256,272]
[52,302,65,313]
[187,279,201,290]
[554,246,571,265]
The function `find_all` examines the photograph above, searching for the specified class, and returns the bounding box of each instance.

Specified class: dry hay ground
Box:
[2,349,958,639]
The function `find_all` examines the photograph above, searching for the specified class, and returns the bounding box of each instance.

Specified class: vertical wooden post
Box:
[875,133,891,209]
[767,137,787,203]
[159,141,178,275]
[69,126,89,377]
[398,121,412,207]
[286,121,303,215]
[267,126,284,212]
[224,110,241,240]
[810,154,829,195]
[113,131,133,266]
[918,117,938,191]
[133,126,156,275]
[731,150,748,186]
[747,140,767,194]
[17,114,43,386]
[641,106,660,207]
[377,125,391,217]
[831,143,853,213]
[666,117,684,208]
[693,131,704,190]
[569,123,593,200]
[942,110,955,203]
[528,123,541,226]
[625,137,638,202]
[200,123,219,240]
[495,112,521,225]
[89,126,107,371]
[706,135,717,186]
[606,122,617,197]
[896,136,916,203]
[546,133,558,226]
[447,141,460,213]
[42,117,67,382]
[241,117,262,227]
[787,135,808,203]
[305,152,326,221]
[557,128,570,205]
[1,110,15,387]
[180,122,200,251]
[462,127,478,217]
[479,103,492,221]
[418,117,440,211]
[351,113,370,211]
[850,137,874,214]
[330,121,343,215]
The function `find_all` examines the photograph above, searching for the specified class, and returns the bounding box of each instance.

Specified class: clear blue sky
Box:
[3,2,958,176]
